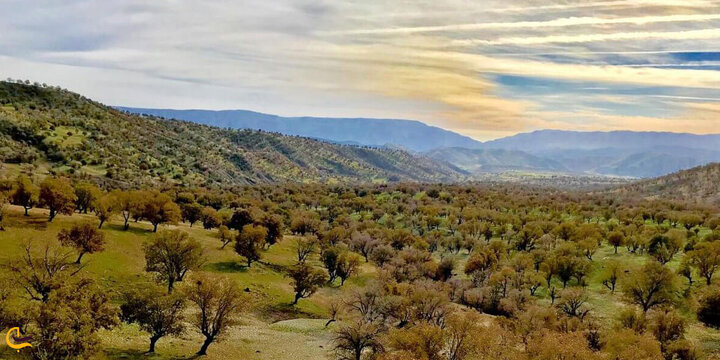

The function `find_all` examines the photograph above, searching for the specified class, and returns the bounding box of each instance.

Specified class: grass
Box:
[2,205,720,358]
[0,205,354,359]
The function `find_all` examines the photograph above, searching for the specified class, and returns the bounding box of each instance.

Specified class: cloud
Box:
[452,28,720,46]
[2,0,720,140]
[326,14,720,35]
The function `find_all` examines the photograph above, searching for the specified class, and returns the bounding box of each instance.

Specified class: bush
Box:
[697,286,720,328]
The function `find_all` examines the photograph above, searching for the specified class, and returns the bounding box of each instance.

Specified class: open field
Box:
[2,197,719,359]
[0,205,370,359]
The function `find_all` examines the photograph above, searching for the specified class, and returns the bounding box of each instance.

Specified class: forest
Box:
[0,173,719,359]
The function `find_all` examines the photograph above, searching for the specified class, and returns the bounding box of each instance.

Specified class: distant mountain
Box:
[620,162,720,205]
[115,107,483,152]
[482,130,720,178]
[424,147,567,173]
[484,130,720,152]
[0,82,465,186]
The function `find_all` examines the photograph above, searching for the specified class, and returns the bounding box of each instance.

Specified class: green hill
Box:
[0,81,464,186]
[621,162,720,205]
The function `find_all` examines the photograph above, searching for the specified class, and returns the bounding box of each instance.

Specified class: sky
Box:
[2,1,720,140]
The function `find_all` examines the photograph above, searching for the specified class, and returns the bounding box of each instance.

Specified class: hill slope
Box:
[483,130,720,178]
[424,147,567,173]
[484,129,720,151]
[621,162,720,205]
[116,107,483,152]
[0,82,464,186]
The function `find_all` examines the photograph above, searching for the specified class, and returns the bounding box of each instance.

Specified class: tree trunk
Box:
[292,292,301,305]
[76,252,85,264]
[197,336,214,356]
[148,335,161,353]
[98,219,105,229]
[153,223,158,232]
[24,206,29,216]
[48,209,56,222]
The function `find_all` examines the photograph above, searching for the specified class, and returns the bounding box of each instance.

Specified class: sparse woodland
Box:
[0,174,719,359]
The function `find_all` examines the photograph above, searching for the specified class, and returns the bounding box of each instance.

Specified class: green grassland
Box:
[0,205,372,359]
[2,203,719,359]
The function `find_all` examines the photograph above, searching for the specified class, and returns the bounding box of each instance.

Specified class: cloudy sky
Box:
[2,0,720,140]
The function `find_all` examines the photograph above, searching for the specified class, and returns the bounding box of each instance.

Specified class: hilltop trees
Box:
[57,223,105,264]
[144,230,204,293]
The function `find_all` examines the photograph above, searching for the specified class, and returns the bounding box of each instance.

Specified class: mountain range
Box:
[118,108,720,178]
[0,82,463,186]
[116,107,483,152]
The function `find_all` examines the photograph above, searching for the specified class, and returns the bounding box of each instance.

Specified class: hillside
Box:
[483,130,720,178]
[484,129,720,152]
[0,82,464,186]
[116,107,484,152]
[621,162,720,205]
[114,110,720,179]
[424,147,567,173]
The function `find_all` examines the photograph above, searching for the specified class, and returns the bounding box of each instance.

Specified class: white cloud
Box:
[2,0,720,140]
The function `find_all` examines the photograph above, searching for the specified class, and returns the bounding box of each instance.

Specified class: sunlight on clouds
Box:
[452,29,720,46]
[2,0,720,139]
[328,14,720,35]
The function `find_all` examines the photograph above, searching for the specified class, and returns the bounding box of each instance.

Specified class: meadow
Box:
[1,180,720,360]
[0,205,363,359]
